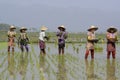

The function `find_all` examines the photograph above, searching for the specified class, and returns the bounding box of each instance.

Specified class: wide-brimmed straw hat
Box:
[58,25,66,31]
[20,27,27,32]
[10,25,16,29]
[88,25,98,31]
[107,27,117,33]
[40,26,48,31]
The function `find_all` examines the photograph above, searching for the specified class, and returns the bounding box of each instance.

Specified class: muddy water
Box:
[0,43,120,80]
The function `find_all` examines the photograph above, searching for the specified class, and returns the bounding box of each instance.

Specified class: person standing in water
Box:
[106,27,118,59]
[85,26,98,59]
[56,25,68,55]
[7,25,16,53]
[39,26,48,54]
[18,27,29,53]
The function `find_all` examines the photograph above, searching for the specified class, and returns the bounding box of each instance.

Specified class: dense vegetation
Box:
[0,23,120,43]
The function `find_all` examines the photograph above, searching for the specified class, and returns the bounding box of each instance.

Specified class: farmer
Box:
[7,25,16,53]
[39,26,48,54]
[18,27,29,53]
[106,27,118,59]
[56,25,68,55]
[85,26,98,59]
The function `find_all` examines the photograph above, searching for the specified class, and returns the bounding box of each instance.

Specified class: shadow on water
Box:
[57,55,67,80]
[106,59,116,80]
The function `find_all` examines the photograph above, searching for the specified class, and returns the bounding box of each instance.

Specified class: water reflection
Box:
[8,52,15,76]
[57,55,67,80]
[39,54,47,80]
[39,54,45,71]
[18,53,28,76]
[106,59,116,80]
[85,59,95,80]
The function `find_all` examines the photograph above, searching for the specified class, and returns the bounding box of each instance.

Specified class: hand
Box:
[44,36,49,41]
[109,38,116,42]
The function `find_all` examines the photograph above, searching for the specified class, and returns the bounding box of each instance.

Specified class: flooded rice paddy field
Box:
[0,43,120,80]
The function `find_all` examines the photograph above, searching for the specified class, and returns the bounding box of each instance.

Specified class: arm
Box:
[13,32,16,37]
[26,33,30,43]
[87,32,92,40]
[64,32,68,39]
[106,32,110,40]
[87,32,99,43]
[43,32,49,41]
[56,32,60,36]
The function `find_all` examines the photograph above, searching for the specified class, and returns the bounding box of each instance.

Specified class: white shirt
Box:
[39,32,45,41]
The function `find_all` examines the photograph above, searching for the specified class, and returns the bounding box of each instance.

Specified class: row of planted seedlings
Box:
[45,42,120,80]
[1,42,120,80]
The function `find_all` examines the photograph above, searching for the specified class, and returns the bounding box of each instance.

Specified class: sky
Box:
[0,0,120,32]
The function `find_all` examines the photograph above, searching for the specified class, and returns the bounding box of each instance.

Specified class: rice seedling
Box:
[0,43,120,80]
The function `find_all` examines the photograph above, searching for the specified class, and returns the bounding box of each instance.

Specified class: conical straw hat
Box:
[58,25,66,31]
[10,25,16,29]
[40,26,48,31]
[20,27,27,32]
[88,25,98,31]
[107,27,117,33]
